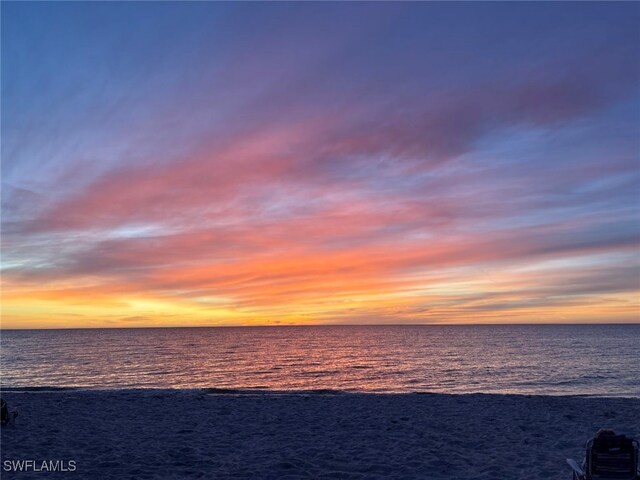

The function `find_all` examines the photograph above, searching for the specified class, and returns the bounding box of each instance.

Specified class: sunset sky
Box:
[2,2,639,328]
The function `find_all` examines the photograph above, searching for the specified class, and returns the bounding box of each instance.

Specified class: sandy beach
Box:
[1,390,639,479]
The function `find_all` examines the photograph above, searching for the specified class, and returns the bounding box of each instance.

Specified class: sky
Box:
[1,2,639,328]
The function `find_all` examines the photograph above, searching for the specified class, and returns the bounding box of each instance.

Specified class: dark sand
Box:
[1,390,639,479]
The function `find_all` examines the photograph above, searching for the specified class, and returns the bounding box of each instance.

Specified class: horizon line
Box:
[1,322,639,332]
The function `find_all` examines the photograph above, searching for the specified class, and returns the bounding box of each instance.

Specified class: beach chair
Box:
[567,430,640,480]
[0,398,18,427]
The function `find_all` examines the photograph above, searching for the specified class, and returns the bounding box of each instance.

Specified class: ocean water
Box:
[1,325,639,396]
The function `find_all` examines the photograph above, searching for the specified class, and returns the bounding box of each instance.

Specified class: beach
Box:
[3,1,639,478]
[1,390,639,479]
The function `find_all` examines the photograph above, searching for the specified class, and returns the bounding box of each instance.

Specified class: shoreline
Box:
[2,390,639,479]
[2,386,640,399]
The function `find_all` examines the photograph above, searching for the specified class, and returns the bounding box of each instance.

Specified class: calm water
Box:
[1,325,639,396]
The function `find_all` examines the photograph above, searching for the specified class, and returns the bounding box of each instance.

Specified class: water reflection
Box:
[1,325,639,396]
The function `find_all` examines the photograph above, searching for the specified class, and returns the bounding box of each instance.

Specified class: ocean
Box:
[1,325,638,396]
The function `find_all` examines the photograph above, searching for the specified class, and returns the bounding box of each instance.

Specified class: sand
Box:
[1,390,639,479]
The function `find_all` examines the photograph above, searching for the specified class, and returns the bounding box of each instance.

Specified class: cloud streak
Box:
[2,2,639,327]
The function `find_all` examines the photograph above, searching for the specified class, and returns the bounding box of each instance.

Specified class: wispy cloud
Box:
[2,2,639,327]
